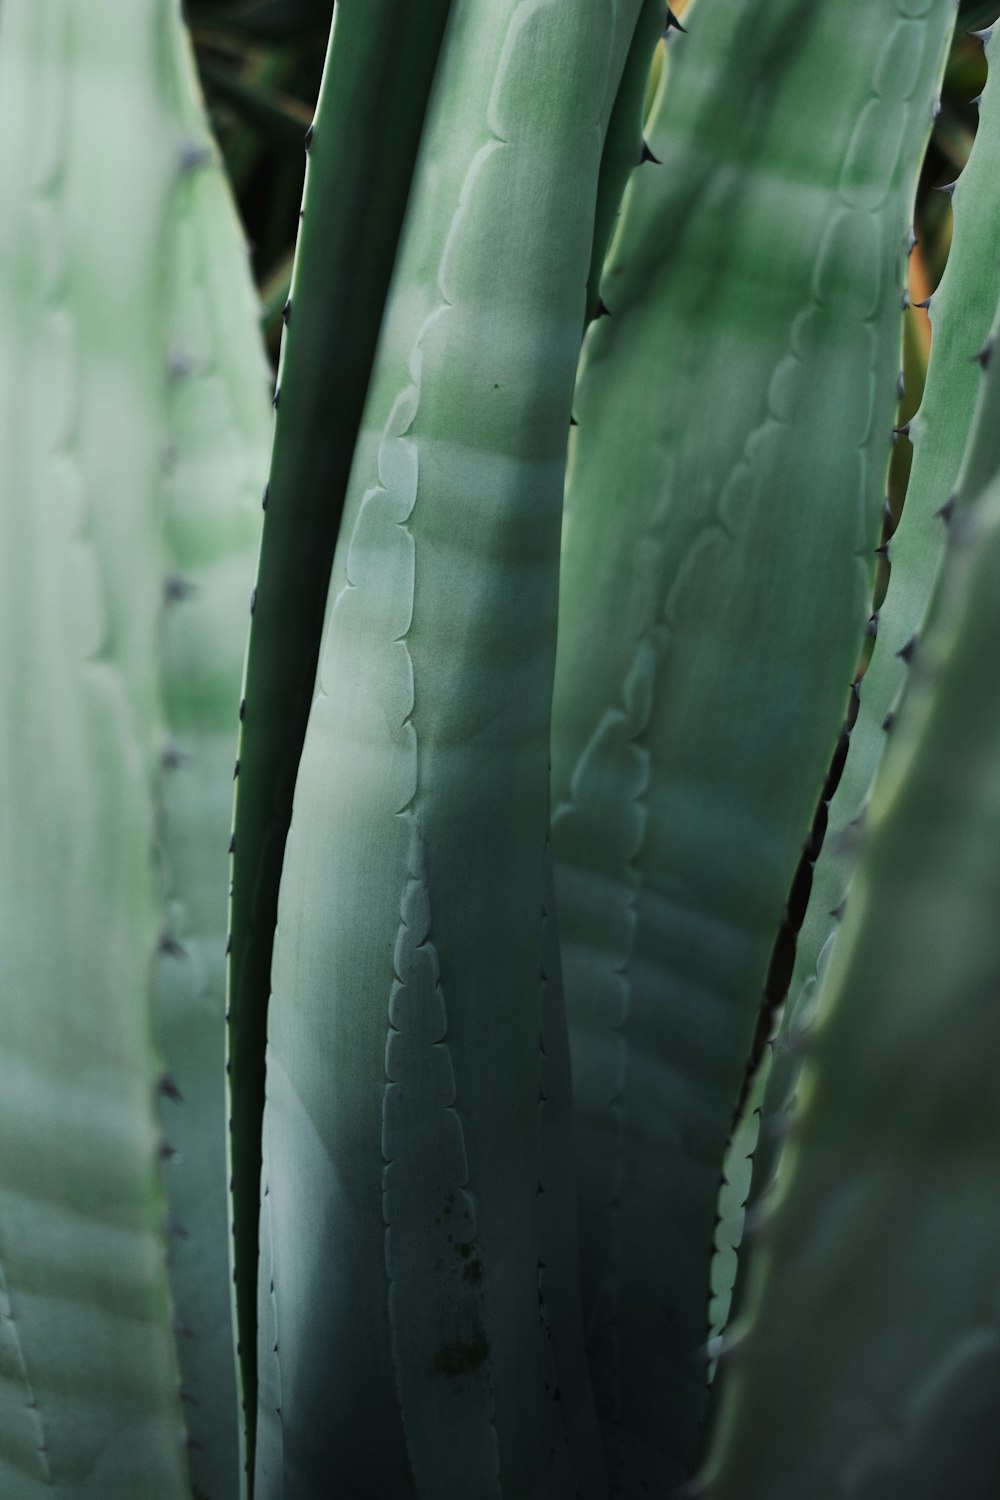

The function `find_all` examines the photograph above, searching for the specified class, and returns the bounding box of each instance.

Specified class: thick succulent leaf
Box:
[700,470,1000,1500]
[751,23,1000,1227]
[586,0,666,323]
[549,0,954,1490]
[156,15,273,1498]
[255,4,640,1496]
[226,4,453,1450]
[0,3,192,1495]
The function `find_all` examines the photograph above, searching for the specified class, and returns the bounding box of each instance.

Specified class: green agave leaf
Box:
[749,23,1000,1239]
[157,13,273,1498]
[550,0,954,1489]
[0,3,191,1494]
[586,0,667,324]
[254,3,642,1495]
[700,467,1000,1500]
[226,6,453,1461]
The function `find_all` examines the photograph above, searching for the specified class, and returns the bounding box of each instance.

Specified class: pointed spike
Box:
[282,298,292,325]
[913,295,932,310]
[161,738,185,770]
[159,1073,183,1102]
[164,573,195,603]
[159,931,186,959]
[936,494,956,524]
[882,710,895,732]
[897,634,917,663]
[304,122,314,150]
[595,296,611,319]
[666,5,687,31]
[640,140,661,164]
[934,179,957,198]
[974,336,994,370]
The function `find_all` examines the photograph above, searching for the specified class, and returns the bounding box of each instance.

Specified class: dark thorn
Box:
[866,612,878,638]
[974,336,994,369]
[225,933,232,956]
[897,634,917,663]
[225,1008,231,1023]
[304,123,314,150]
[250,587,257,615]
[595,297,611,319]
[178,139,212,175]
[261,484,269,511]
[666,6,687,30]
[874,542,889,560]
[233,759,240,779]
[282,299,292,325]
[830,899,847,922]
[914,295,932,309]
[159,1073,183,1102]
[161,739,185,770]
[228,833,236,855]
[225,1060,231,1076]
[882,710,895,732]
[272,387,280,410]
[936,494,956,523]
[569,415,578,427]
[160,1140,179,1161]
[897,372,905,401]
[167,1214,190,1240]
[239,698,246,722]
[159,931,186,958]
[640,140,661,164]
[893,421,910,438]
[167,345,195,382]
[164,573,194,603]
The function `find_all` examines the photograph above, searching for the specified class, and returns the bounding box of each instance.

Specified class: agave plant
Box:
[4,0,1000,1497]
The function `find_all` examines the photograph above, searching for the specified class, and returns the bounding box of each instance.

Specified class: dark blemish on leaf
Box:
[433,1330,489,1377]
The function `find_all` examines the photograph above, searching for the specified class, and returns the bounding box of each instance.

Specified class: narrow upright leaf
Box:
[227,8,453,1451]
[751,24,1000,1213]
[550,0,954,1489]
[255,4,641,1496]
[701,469,1000,1500]
[0,4,192,1494]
